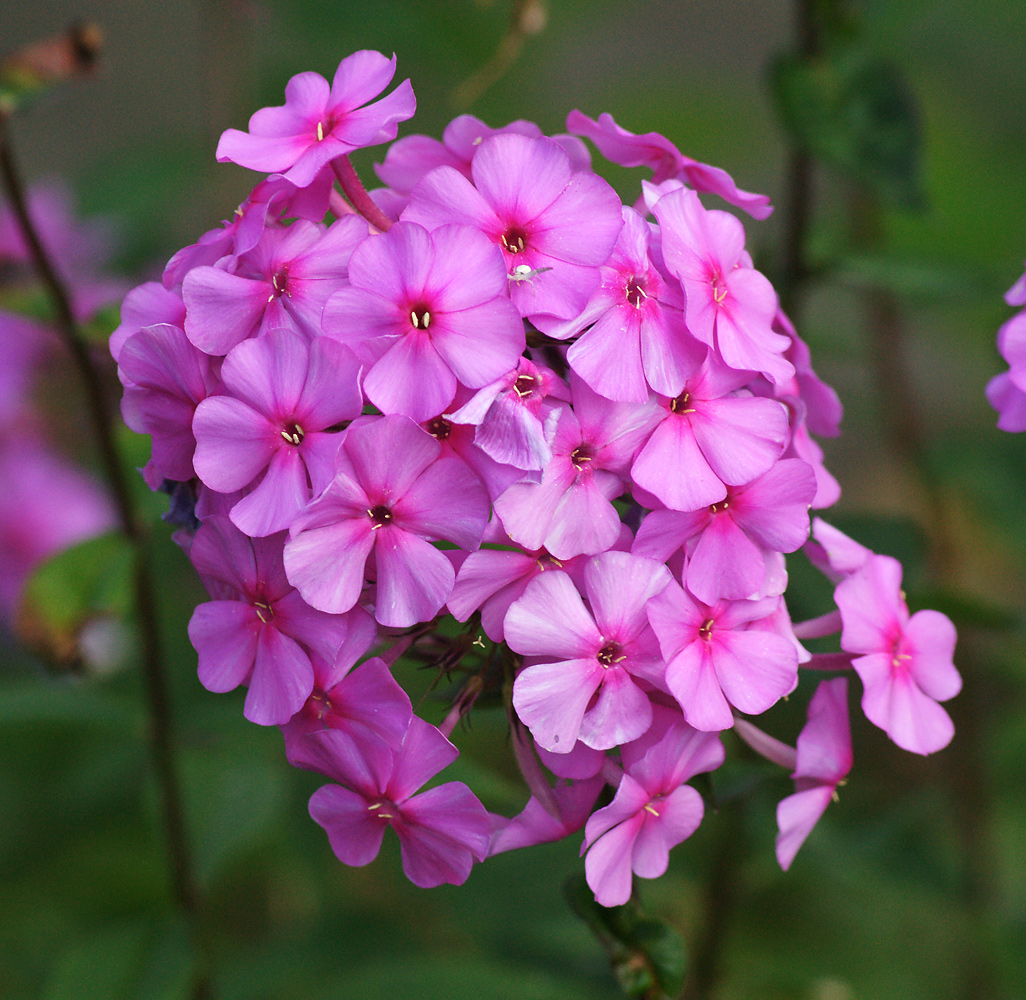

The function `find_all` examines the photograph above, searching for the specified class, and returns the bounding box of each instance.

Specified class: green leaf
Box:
[180,744,289,886]
[564,874,688,999]
[24,532,135,634]
[772,44,925,209]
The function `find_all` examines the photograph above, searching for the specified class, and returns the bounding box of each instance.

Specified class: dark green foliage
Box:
[773,43,926,209]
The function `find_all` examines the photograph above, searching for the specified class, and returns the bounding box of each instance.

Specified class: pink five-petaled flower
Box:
[283,414,489,627]
[630,355,790,514]
[192,328,363,537]
[117,323,220,489]
[565,110,773,220]
[835,554,961,755]
[583,706,725,907]
[632,458,817,604]
[446,356,567,472]
[321,221,524,422]
[547,206,702,403]
[182,216,369,357]
[297,716,491,888]
[216,50,416,188]
[506,551,672,753]
[493,374,661,559]
[280,629,413,767]
[647,578,799,731]
[776,677,853,871]
[186,517,349,726]
[402,132,623,322]
[653,186,794,385]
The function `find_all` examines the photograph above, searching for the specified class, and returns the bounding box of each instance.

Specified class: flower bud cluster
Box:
[113,50,961,903]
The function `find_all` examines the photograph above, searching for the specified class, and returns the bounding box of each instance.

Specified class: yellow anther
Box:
[316,121,324,141]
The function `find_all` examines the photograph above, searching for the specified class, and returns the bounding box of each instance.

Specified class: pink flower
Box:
[566,110,772,219]
[300,717,491,887]
[373,115,544,216]
[182,216,368,356]
[647,578,799,731]
[192,329,363,537]
[216,50,416,187]
[321,221,524,422]
[835,554,961,755]
[447,357,567,472]
[633,458,817,603]
[283,415,489,626]
[402,132,623,322]
[776,678,852,871]
[583,707,724,906]
[630,357,789,513]
[494,375,661,559]
[186,517,350,726]
[547,206,703,402]
[653,186,793,384]
[506,552,672,752]
[281,654,413,765]
[118,323,221,488]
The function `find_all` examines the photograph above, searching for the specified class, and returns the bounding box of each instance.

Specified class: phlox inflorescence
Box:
[113,49,961,904]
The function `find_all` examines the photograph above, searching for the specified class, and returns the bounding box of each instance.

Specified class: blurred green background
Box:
[2,1,1026,998]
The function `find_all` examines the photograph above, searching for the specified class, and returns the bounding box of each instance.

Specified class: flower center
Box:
[367,798,397,821]
[253,601,274,624]
[410,305,431,329]
[368,505,394,529]
[625,276,647,308]
[271,268,289,298]
[709,268,728,304]
[670,391,695,415]
[536,550,563,572]
[280,422,305,446]
[709,499,730,514]
[426,417,452,440]
[596,641,625,667]
[513,374,538,398]
[570,445,593,470]
[698,618,715,642]
[501,227,528,254]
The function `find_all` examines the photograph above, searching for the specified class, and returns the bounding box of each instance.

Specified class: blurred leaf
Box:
[18,532,136,670]
[564,874,687,999]
[0,679,140,729]
[180,744,288,886]
[772,43,925,209]
[42,916,196,1000]
[24,532,134,633]
[906,585,1019,632]
[314,953,604,1000]
[832,254,989,301]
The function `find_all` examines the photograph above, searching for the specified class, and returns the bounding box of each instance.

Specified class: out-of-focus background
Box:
[2,2,1025,998]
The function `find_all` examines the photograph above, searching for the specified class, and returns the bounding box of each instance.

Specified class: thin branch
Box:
[452,0,548,109]
[0,111,209,998]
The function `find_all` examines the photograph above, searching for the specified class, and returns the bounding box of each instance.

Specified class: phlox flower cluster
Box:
[113,50,961,904]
